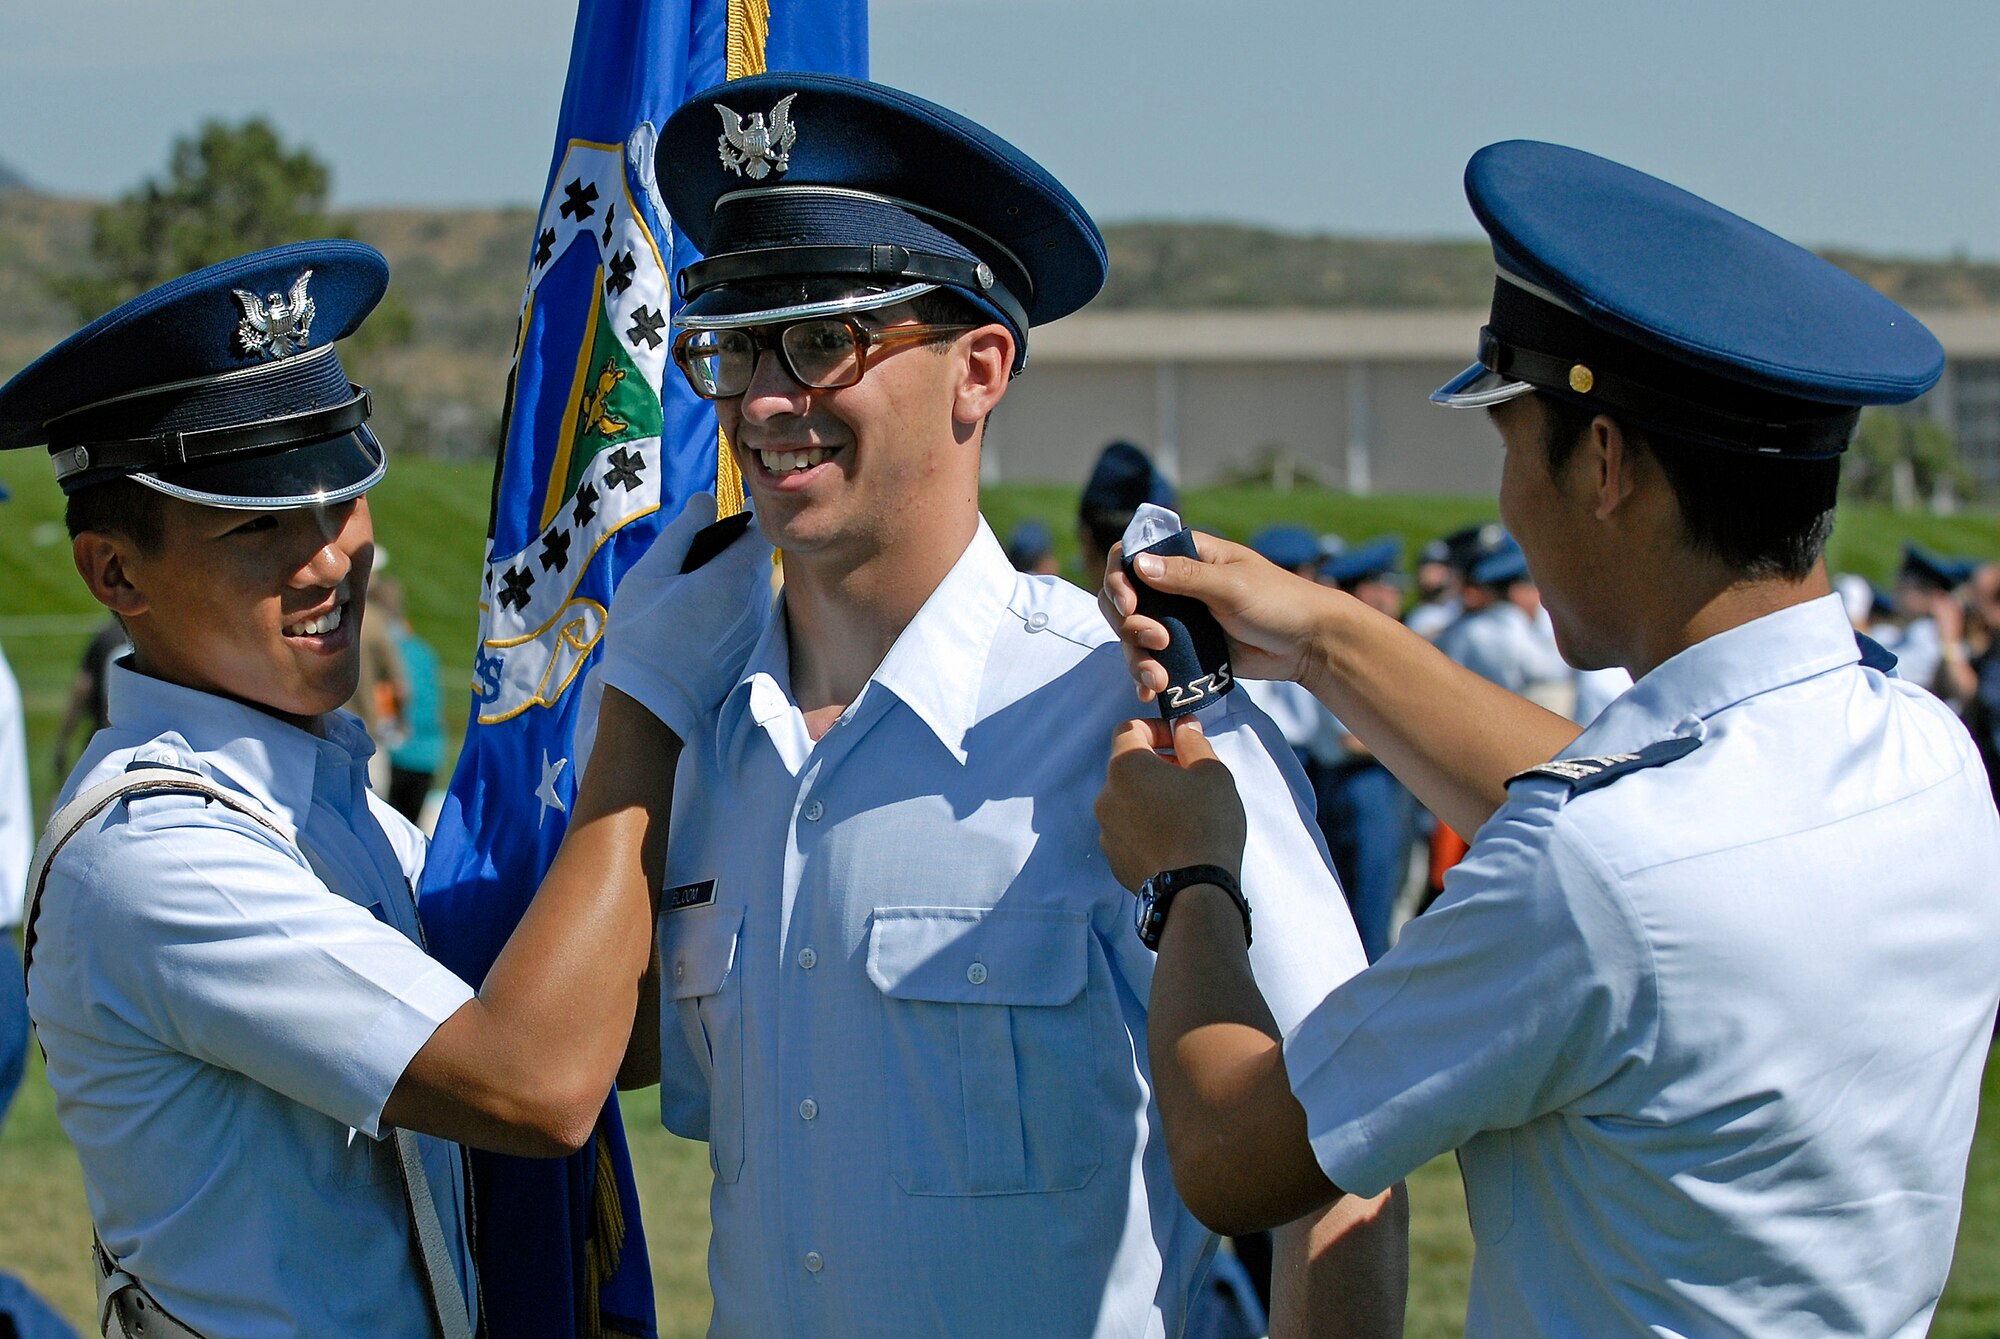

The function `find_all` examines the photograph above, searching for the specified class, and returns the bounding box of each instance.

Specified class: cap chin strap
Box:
[49,387,373,484]
[1477,329,1858,459]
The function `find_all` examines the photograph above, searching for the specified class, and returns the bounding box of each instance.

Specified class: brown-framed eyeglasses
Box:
[671,318,977,400]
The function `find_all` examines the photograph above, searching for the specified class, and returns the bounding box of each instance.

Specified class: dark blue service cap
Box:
[1004,518,1054,570]
[1250,524,1322,571]
[1432,141,1944,460]
[1442,521,1506,573]
[1321,535,1404,587]
[1899,543,1977,591]
[658,72,1107,371]
[0,240,389,508]
[1472,531,1528,591]
[1081,440,1176,514]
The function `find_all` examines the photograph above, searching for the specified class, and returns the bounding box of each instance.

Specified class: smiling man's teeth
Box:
[284,605,344,637]
[758,446,833,474]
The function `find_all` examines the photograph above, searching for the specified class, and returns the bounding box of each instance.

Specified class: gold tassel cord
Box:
[715,424,747,519]
[581,1125,628,1337]
[712,0,771,519]
[726,0,771,80]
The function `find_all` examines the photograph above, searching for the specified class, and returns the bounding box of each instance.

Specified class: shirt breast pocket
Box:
[866,906,1102,1197]
[660,902,746,1183]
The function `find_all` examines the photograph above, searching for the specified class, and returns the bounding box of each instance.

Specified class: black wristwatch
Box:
[1134,864,1252,951]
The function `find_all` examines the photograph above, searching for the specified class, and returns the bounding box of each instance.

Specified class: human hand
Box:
[586,493,774,748]
[1098,532,1339,704]
[1932,593,1967,647]
[1095,715,1247,893]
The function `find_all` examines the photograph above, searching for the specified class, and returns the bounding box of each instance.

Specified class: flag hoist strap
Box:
[28,766,473,1339]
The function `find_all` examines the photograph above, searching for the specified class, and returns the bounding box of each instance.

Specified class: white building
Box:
[984,309,2000,494]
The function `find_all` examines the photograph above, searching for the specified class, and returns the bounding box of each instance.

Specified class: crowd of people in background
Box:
[1006,439,2000,974]
[3,429,1996,1336]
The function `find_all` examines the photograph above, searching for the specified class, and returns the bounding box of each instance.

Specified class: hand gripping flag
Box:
[417,3,866,1335]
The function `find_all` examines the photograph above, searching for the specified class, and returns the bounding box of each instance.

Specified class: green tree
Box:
[53,118,336,321]
[1842,409,1974,509]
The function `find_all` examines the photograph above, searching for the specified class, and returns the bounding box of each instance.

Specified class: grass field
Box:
[3,450,1997,1332]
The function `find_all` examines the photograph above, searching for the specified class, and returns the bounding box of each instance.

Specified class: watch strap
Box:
[1137,863,1251,951]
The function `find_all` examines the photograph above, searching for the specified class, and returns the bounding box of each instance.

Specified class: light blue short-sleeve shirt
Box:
[1437,601,1570,695]
[27,665,476,1339]
[1286,596,2000,1336]
[637,522,1367,1339]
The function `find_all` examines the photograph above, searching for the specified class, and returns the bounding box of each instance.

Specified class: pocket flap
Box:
[866,907,1087,1007]
[660,902,744,1000]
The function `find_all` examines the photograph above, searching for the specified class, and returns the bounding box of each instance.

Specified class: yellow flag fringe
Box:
[712,0,771,518]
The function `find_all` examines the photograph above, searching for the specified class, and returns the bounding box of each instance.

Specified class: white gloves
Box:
[575,493,775,768]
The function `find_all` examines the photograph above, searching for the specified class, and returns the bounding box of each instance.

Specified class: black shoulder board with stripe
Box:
[680,513,754,573]
[1507,733,1703,796]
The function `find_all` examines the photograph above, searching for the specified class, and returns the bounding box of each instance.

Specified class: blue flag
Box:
[417,2,866,1335]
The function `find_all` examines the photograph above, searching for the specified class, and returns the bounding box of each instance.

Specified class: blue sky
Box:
[2,0,1995,257]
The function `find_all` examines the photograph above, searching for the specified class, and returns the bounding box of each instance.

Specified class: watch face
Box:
[1135,877,1163,949]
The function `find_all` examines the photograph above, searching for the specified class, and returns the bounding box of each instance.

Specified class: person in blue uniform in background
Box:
[1311,538,1417,962]
[1094,140,2000,1335]
[1077,439,1177,589]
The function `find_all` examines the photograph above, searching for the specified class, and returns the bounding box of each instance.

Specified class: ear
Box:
[73,531,151,619]
[1587,414,1642,522]
[952,325,1015,427]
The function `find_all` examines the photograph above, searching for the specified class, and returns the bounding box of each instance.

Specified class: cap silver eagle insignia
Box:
[716,93,798,179]
[233,269,317,360]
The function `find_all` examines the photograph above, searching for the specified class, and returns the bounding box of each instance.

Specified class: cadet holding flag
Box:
[0,241,735,1337]
[1095,141,2000,1335]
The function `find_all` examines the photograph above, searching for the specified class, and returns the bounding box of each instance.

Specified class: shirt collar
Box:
[104,659,374,833]
[866,519,1015,764]
[1573,593,1861,755]
[720,519,1016,769]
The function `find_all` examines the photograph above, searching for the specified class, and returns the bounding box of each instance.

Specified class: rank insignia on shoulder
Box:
[680,512,754,573]
[1507,733,1702,796]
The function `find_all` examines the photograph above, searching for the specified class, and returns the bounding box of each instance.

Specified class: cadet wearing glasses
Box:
[592,73,1404,1338]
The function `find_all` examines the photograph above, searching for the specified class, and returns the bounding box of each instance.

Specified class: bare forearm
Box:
[618,937,664,1090]
[1300,594,1579,836]
[1149,887,1340,1236]
[386,690,674,1154]
[1270,1186,1409,1339]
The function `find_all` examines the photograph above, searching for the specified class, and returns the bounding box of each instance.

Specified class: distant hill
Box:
[4,190,1998,459]
[0,159,27,192]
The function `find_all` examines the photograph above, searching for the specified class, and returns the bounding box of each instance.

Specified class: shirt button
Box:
[797,947,817,970]
[804,1250,824,1274]
[966,962,988,985]
[673,960,686,982]
[1026,611,1050,632]
[799,1097,818,1121]
[803,800,825,822]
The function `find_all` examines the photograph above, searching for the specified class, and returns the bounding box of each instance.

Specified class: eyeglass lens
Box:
[676,320,864,399]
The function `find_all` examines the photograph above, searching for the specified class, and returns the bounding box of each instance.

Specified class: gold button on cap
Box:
[1568,364,1595,394]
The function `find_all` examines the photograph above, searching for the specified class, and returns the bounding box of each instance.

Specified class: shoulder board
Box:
[1506,733,1702,796]
[1855,631,1900,677]
[679,512,754,573]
